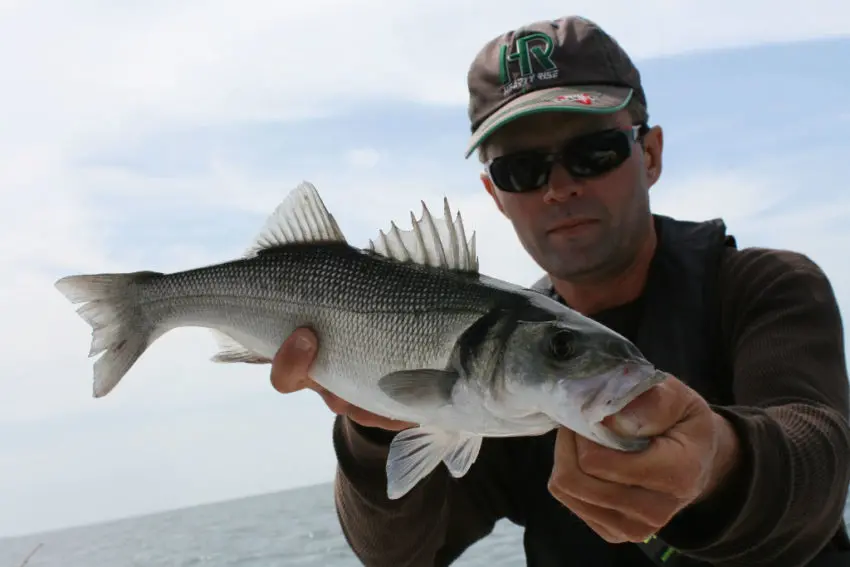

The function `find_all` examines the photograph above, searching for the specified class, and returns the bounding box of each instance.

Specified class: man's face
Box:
[480,109,664,282]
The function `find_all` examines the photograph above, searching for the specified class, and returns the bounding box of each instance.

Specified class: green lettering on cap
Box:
[499,32,556,85]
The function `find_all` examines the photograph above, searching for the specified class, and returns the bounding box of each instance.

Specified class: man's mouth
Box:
[548,218,599,234]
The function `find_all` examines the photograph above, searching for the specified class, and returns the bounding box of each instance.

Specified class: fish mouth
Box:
[580,366,667,421]
[608,368,667,415]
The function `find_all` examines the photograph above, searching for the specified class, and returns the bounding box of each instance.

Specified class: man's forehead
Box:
[485,110,625,149]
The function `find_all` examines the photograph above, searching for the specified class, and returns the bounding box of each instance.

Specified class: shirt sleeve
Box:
[332,416,521,566]
[658,248,850,566]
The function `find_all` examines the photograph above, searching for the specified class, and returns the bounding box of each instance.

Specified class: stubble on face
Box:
[483,111,655,284]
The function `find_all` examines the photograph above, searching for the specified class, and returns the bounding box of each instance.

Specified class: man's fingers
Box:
[603,375,699,437]
[347,406,415,431]
[550,429,678,528]
[576,428,710,499]
[310,383,415,432]
[583,517,629,544]
[312,383,350,414]
[268,328,414,432]
[560,495,657,543]
[270,327,318,394]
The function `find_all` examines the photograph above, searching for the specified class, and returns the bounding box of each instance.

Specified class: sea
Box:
[1,482,848,567]
[0,482,526,567]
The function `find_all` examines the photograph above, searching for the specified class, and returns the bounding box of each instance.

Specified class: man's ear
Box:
[642,125,664,188]
[481,171,506,215]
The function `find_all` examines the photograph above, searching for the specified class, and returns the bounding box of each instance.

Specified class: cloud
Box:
[2,0,849,148]
[649,170,793,228]
[344,148,382,169]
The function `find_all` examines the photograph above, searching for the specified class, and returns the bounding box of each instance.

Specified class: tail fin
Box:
[54,271,163,398]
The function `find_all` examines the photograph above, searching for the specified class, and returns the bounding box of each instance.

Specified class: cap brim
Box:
[464,85,633,159]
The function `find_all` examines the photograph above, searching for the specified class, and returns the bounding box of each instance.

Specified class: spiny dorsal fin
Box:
[244,181,346,257]
[368,198,478,272]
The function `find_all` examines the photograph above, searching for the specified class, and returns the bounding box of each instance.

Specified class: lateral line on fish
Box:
[97,293,493,317]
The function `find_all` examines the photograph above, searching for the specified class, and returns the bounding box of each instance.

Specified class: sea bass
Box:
[55,181,666,499]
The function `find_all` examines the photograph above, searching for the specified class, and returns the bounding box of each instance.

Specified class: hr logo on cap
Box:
[498,32,559,97]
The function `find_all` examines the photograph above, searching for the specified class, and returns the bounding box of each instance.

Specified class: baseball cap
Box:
[465,15,648,159]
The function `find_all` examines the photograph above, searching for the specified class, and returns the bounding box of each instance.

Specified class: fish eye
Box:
[548,329,576,360]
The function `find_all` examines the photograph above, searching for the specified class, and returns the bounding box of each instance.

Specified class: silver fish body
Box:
[55,182,666,499]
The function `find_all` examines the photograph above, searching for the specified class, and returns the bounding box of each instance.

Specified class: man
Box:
[269,15,850,567]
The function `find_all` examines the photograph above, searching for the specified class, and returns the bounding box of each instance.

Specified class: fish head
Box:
[499,303,667,451]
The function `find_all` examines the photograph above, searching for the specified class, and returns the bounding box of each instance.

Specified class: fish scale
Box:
[55,180,667,500]
[134,246,501,396]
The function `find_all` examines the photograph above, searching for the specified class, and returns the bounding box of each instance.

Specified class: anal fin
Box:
[385,426,484,500]
[442,434,482,478]
[209,330,271,364]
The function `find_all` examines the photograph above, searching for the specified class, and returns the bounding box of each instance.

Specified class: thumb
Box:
[603,376,688,437]
[270,327,318,394]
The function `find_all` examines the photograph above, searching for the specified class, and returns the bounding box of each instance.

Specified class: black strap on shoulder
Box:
[637,537,850,567]
[638,535,682,564]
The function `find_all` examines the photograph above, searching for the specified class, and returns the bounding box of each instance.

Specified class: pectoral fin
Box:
[377,369,458,408]
[385,426,483,500]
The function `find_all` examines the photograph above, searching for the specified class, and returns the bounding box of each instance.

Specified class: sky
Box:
[0,0,849,539]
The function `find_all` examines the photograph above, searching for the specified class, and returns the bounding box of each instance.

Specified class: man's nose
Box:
[543,163,584,203]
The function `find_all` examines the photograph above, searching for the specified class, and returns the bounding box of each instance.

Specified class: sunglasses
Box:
[485,124,648,193]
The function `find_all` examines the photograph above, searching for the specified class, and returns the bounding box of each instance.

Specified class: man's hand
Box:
[269,327,415,432]
[547,373,741,543]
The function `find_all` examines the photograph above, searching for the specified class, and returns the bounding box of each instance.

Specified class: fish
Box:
[55,181,667,500]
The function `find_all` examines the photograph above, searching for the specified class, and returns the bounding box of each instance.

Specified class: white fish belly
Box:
[145,294,484,422]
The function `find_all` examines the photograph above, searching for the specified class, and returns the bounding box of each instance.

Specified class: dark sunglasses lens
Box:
[563,130,632,178]
[489,129,636,192]
[489,152,552,193]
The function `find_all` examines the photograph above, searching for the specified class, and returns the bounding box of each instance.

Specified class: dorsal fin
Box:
[368,198,478,273]
[244,181,346,257]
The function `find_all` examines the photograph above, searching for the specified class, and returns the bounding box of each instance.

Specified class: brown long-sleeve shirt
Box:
[331,246,850,567]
